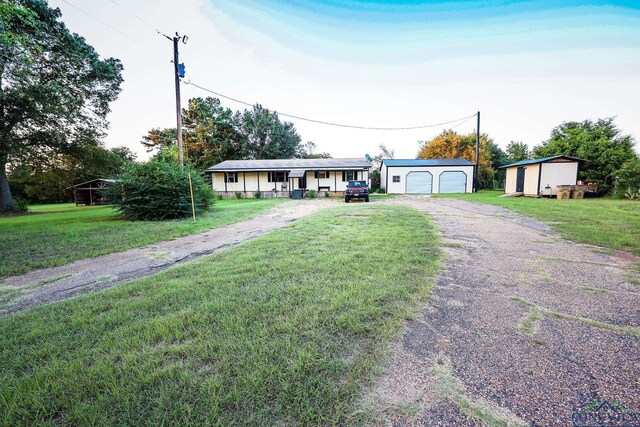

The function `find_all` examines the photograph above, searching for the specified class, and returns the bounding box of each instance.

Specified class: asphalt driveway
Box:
[367,196,640,426]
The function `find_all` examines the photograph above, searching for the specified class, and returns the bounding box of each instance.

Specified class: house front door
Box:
[299,176,307,189]
[516,167,525,192]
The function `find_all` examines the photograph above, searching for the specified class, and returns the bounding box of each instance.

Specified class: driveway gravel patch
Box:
[366,196,640,426]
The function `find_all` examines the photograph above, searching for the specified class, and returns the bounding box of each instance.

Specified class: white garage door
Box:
[406,172,433,194]
[439,171,467,193]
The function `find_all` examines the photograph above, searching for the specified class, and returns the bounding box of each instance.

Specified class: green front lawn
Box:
[0,204,440,426]
[0,199,286,278]
[436,191,640,254]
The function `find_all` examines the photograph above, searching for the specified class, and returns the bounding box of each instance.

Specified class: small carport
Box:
[67,179,116,205]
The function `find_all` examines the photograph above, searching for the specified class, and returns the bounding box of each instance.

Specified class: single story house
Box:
[500,155,582,197]
[67,178,116,205]
[205,158,372,198]
[380,159,475,194]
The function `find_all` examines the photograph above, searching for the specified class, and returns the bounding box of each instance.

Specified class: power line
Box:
[183,80,477,131]
[59,0,145,45]
[393,114,477,153]
[106,0,170,40]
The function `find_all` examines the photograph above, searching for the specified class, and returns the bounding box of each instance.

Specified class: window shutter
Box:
[342,171,345,182]
[314,171,318,179]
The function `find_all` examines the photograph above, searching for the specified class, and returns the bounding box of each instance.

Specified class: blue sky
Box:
[51,0,640,159]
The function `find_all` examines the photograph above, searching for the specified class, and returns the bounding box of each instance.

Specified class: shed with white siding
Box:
[500,155,581,197]
[380,159,475,194]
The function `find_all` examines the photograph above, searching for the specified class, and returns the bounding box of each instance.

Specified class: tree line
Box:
[142,97,329,172]
[1,0,638,211]
[0,1,322,210]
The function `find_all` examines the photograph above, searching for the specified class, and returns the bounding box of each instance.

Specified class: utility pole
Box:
[474,111,480,192]
[165,32,187,168]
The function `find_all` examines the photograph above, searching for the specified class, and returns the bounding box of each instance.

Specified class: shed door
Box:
[406,172,432,194]
[439,171,467,193]
[516,167,525,192]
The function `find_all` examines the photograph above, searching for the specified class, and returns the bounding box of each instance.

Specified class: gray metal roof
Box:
[288,169,306,178]
[499,155,584,169]
[206,158,371,172]
[66,178,117,189]
[382,158,475,167]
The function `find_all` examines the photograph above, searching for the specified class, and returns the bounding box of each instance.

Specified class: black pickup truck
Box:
[345,180,369,203]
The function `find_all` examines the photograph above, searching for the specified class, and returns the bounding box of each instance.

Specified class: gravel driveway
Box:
[0,199,333,316]
[366,196,640,426]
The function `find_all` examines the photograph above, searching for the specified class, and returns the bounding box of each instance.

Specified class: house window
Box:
[224,172,238,183]
[268,171,288,182]
[342,171,358,181]
[315,171,329,179]
[392,175,401,183]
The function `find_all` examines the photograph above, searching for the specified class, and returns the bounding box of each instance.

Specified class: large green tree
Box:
[505,141,530,163]
[239,104,302,160]
[417,130,496,189]
[143,97,309,169]
[533,118,636,193]
[0,0,123,210]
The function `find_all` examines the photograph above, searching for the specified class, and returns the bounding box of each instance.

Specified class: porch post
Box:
[334,171,337,192]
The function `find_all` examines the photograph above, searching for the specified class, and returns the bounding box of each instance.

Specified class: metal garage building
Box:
[380,159,475,194]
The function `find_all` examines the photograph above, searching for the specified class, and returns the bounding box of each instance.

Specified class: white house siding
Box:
[383,165,474,194]
[212,172,288,193]
[212,170,368,194]
[539,162,578,195]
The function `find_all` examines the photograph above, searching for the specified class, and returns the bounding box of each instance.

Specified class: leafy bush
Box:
[306,190,317,198]
[615,157,640,199]
[253,191,262,199]
[14,197,29,212]
[235,191,243,200]
[108,161,213,220]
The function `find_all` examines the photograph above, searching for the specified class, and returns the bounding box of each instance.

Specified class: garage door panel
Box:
[406,172,432,194]
[439,171,467,193]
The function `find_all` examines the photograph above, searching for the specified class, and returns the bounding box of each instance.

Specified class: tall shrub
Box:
[109,161,213,220]
[615,157,640,199]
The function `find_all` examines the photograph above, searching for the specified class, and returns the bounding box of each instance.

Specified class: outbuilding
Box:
[67,179,116,205]
[500,155,581,197]
[380,159,475,194]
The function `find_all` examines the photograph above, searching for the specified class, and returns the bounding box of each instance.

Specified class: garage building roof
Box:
[499,155,584,169]
[382,158,475,167]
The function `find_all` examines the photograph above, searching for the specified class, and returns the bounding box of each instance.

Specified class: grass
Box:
[435,191,640,254]
[432,358,528,427]
[0,198,286,278]
[577,286,610,295]
[518,306,542,336]
[510,296,640,339]
[0,204,440,426]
